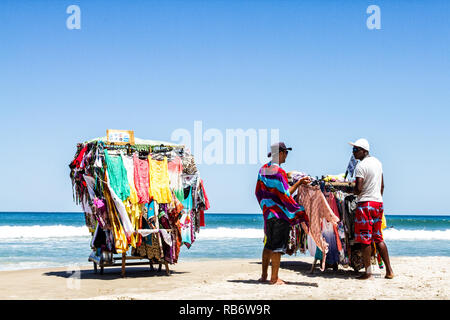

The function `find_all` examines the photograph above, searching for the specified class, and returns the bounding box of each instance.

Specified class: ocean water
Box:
[0,212,449,271]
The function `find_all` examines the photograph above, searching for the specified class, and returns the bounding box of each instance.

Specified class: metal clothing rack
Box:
[324,181,355,188]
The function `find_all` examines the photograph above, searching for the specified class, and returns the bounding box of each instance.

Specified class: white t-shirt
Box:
[354,156,383,203]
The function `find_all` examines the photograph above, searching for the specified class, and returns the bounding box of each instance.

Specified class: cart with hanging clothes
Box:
[69,132,210,277]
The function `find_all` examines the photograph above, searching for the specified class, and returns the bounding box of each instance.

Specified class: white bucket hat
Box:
[349,138,370,152]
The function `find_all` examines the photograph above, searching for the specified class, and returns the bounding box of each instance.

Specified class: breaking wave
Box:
[0,225,90,239]
[1,226,449,241]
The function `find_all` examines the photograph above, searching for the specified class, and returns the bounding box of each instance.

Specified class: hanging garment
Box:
[182,173,201,233]
[157,206,175,264]
[200,179,210,209]
[81,175,98,231]
[192,177,203,213]
[337,222,349,266]
[325,192,345,263]
[298,184,340,271]
[325,192,341,220]
[199,210,205,228]
[308,233,317,257]
[334,191,346,220]
[167,190,184,217]
[146,200,157,220]
[345,154,358,179]
[83,175,97,201]
[182,152,198,175]
[322,218,340,265]
[92,225,106,249]
[148,156,173,204]
[105,169,134,241]
[134,234,161,261]
[103,184,128,254]
[168,155,184,202]
[182,172,199,189]
[159,229,173,246]
[94,145,103,168]
[180,187,193,248]
[286,224,301,255]
[167,191,183,262]
[121,154,139,204]
[287,171,309,186]
[104,150,130,201]
[133,153,150,204]
[198,179,210,228]
[71,144,88,169]
[81,193,96,233]
[190,209,197,245]
[83,174,109,229]
[343,195,357,240]
[80,148,93,170]
[122,201,140,248]
[93,197,109,230]
[121,154,141,248]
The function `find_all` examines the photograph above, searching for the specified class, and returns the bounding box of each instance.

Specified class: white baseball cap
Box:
[349,138,370,152]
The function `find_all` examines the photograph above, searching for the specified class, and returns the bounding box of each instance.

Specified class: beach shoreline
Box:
[0,256,448,300]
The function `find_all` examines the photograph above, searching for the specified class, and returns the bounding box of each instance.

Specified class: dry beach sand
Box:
[0,256,448,300]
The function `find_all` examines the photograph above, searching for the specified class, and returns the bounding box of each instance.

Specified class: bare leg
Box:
[259,248,272,282]
[270,252,285,285]
[319,255,326,272]
[357,244,374,280]
[375,241,394,279]
[310,259,317,274]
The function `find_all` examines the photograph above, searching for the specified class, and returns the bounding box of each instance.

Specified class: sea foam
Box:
[196,227,450,241]
[196,227,264,239]
[383,228,450,241]
[1,225,449,241]
[0,225,90,239]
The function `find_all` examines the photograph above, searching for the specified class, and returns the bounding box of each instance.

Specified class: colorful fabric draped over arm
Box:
[255,162,309,233]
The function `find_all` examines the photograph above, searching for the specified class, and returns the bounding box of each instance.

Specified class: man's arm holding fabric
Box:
[288,176,311,195]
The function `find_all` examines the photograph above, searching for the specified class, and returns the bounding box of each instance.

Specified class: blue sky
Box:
[0,0,449,214]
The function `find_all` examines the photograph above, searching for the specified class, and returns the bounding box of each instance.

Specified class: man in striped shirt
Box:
[255,142,310,285]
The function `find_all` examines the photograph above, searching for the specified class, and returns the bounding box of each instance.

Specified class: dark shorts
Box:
[264,218,290,253]
[354,201,384,245]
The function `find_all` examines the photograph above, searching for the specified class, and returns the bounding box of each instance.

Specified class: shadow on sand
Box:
[227,279,318,287]
[43,266,188,280]
[249,260,361,280]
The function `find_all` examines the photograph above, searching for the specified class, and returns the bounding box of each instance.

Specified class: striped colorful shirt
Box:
[255,162,309,231]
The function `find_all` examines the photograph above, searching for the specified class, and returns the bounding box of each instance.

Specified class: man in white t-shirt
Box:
[350,138,394,280]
